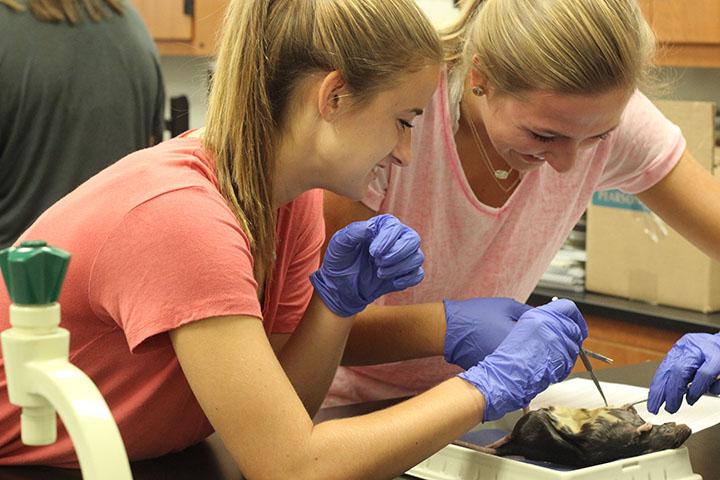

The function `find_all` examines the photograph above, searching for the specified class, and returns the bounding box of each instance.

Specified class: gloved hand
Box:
[311,214,424,317]
[458,299,588,422]
[444,297,532,370]
[648,332,720,414]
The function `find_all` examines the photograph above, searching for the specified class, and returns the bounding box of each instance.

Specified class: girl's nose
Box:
[391,129,412,167]
[547,143,580,173]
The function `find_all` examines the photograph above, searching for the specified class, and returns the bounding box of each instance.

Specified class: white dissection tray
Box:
[405,411,701,480]
[406,444,699,480]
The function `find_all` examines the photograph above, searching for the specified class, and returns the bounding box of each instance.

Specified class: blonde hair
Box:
[204,0,442,279]
[441,0,657,95]
[1,0,123,23]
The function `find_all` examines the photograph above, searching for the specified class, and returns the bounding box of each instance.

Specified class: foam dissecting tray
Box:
[405,411,701,480]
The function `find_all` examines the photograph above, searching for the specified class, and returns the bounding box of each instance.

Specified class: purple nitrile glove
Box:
[648,332,720,414]
[458,299,588,422]
[443,297,532,370]
[310,214,424,317]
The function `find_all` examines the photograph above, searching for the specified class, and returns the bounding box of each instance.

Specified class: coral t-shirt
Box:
[325,71,686,406]
[0,133,324,466]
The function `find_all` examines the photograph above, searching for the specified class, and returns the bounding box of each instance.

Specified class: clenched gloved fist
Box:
[311,214,424,317]
[444,297,532,370]
[648,332,720,414]
[458,299,588,422]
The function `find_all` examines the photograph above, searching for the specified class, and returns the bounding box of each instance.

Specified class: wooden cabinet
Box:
[132,0,228,56]
[132,1,719,64]
[571,313,684,374]
[640,0,720,68]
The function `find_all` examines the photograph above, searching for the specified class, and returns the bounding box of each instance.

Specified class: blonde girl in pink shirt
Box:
[324,0,720,408]
[0,0,589,477]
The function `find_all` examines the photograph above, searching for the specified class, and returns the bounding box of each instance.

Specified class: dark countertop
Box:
[530,287,720,333]
[0,362,716,480]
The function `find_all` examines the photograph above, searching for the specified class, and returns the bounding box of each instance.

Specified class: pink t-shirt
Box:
[0,133,324,466]
[326,71,686,406]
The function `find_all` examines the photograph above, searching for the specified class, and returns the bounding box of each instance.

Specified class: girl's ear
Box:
[470,54,489,95]
[318,70,348,121]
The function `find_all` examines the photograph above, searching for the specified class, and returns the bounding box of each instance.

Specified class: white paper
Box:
[529,378,720,433]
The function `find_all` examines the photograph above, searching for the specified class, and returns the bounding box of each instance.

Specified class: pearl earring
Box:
[472,86,485,96]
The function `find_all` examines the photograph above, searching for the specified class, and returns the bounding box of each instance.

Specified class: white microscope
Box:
[0,240,132,479]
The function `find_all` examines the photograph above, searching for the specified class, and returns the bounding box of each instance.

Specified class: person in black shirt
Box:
[0,0,165,247]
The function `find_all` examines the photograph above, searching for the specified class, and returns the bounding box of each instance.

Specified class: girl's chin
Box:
[346,178,372,202]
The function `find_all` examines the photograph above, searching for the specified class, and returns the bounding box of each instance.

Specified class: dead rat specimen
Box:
[456,404,691,468]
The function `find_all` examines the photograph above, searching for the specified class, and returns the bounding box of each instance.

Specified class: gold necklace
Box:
[461,102,521,193]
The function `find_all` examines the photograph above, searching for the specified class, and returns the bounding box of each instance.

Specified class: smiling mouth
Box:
[521,153,546,163]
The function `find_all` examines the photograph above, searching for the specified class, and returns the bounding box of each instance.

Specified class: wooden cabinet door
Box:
[650,0,720,44]
[132,0,193,42]
[639,0,720,67]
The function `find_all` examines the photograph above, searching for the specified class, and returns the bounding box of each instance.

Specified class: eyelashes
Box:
[529,131,612,143]
[531,132,554,143]
[398,119,414,130]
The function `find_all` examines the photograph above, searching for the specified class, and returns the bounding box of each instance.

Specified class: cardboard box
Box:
[585,99,720,312]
